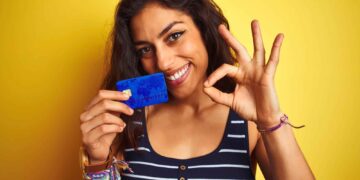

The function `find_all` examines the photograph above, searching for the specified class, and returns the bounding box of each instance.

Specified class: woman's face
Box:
[130,2,208,99]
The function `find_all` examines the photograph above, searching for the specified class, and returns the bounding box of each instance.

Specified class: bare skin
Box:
[80,2,315,179]
[145,99,260,175]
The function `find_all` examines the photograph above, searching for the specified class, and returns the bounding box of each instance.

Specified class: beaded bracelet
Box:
[84,157,133,180]
[257,114,305,133]
[83,166,116,180]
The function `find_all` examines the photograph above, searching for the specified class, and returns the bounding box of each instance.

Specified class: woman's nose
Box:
[156,46,174,71]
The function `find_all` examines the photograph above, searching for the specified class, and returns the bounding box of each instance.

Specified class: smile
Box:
[165,63,190,81]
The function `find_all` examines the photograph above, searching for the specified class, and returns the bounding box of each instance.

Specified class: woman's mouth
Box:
[165,63,191,87]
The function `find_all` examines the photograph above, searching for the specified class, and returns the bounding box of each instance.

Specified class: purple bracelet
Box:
[257,114,305,133]
[83,157,134,179]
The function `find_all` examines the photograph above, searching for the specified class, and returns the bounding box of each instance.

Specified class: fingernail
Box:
[204,80,209,86]
[123,94,130,99]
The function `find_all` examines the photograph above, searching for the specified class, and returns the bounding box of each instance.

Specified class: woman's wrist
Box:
[89,157,109,165]
[256,113,306,133]
[256,112,284,129]
[83,147,114,173]
[88,148,111,165]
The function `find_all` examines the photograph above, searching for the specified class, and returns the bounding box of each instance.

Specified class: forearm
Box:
[261,124,315,180]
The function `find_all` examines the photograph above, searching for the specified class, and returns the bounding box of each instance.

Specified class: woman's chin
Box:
[168,90,191,101]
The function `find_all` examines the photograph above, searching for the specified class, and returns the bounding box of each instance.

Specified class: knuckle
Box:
[80,113,90,122]
[79,113,85,122]
[82,136,88,144]
[80,124,86,133]
[100,125,109,133]
[243,46,249,52]
[234,48,241,55]
[256,47,265,52]
[102,113,112,123]
[101,99,110,108]
[98,90,107,98]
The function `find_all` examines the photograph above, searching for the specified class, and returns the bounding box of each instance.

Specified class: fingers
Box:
[265,33,284,77]
[80,112,125,147]
[80,113,126,134]
[80,99,134,122]
[204,63,243,87]
[218,24,251,63]
[85,90,130,111]
[203,64,242,107]
[83,124,124,146]
[251,20,266,66]
[203,86,234,107]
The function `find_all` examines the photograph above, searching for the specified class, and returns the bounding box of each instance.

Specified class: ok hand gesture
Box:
[204,20,285,128]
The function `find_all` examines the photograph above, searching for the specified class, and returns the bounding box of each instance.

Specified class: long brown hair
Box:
[101,0,236,157]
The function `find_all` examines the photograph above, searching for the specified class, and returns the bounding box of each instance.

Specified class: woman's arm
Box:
[255,124,314,179]
[203,20,315,179]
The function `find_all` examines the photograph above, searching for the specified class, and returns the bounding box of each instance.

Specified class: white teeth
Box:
[166,64,189,81]
[175,72,180,79]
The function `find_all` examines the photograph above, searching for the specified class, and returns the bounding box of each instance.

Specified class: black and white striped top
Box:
[121,109,255,180]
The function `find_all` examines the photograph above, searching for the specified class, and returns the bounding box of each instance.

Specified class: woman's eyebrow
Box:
[157,21,184,38]
[134,21,184,46]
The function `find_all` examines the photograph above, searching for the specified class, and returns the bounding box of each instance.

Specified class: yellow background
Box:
[0,0,359,179]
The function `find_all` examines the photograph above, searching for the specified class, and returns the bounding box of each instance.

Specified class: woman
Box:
[80,0,315,179]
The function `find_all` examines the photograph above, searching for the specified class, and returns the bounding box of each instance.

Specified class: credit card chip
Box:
[122,89,132,97]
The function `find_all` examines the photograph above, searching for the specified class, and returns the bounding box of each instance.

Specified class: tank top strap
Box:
[220,109,251,158]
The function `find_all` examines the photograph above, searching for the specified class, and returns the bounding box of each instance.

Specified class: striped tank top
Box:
[121,109,255,180]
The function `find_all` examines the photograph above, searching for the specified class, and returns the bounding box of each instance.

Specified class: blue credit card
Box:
[115,73,169,109]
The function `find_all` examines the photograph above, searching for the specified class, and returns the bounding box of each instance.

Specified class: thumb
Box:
[203,87,233,107]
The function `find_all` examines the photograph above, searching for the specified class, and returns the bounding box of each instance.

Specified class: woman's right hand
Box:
[80,90,134,164]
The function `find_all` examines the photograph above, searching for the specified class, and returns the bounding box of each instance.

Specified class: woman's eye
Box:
[137,46,152,57]
[168,31,185,42]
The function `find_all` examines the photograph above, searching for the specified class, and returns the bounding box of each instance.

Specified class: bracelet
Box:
[83,164,121,180]
[80,145,134,179]
[83,157,134,179]
[257,114,305,133]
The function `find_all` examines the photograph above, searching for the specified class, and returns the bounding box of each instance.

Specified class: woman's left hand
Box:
[203,20,284,128]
